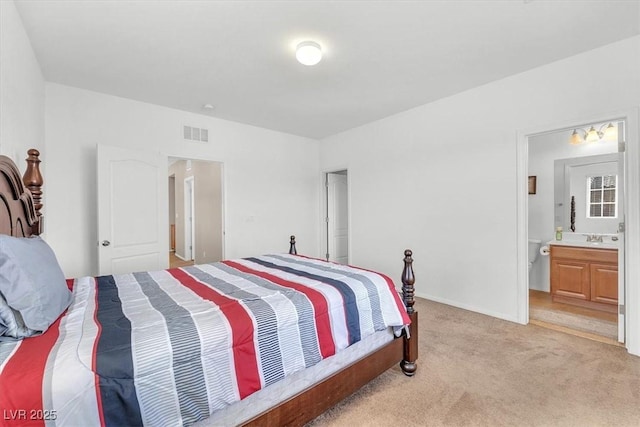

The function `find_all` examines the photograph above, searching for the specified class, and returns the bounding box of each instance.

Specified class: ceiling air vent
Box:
[183,125,209,143]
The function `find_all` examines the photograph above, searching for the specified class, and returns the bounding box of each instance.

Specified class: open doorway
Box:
[325,170,349,263]
[525,120,625,345]
[168,158,224,268]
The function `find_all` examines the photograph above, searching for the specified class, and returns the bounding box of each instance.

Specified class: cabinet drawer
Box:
[550,245,617,264]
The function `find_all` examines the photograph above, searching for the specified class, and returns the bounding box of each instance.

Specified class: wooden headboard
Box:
[0,149,43,237]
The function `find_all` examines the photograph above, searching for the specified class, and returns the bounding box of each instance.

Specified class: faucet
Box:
[586,234,603,243]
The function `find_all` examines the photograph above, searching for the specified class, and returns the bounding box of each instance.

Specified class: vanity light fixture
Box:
[569,122,617,145]
[296,41,322,66]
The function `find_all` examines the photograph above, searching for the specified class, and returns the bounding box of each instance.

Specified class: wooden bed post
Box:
[23,149,43,235]
[289,235,297,255]
[401,249,418,376]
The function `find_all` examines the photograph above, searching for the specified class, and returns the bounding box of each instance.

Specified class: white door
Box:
[617,151,625,343]
[97,144,168,275]
[326,172,348,264]
[184,176,195,260]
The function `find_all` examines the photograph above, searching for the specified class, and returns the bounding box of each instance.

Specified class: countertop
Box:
[547,236,619,250]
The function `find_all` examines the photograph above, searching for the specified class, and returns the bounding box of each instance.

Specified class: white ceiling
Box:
[14,0,640,139]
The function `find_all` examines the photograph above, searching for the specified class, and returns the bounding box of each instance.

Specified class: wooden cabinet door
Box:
[590,263,618,305]
[551,259,590,300]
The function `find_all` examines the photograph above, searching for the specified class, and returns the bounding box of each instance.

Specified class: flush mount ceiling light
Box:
[296,41,322,66]
[569,122,617,145]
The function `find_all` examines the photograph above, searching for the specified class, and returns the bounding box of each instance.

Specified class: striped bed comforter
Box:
[0,254,410,426]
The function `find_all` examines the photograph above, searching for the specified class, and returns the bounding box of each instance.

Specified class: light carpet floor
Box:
[307,297,640,427]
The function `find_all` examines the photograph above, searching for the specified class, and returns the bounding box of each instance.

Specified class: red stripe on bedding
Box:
[223,260,336,359]
[0,320,62,427]
[167,268,261,399]
[295,254,411,325]
[91,277,107,427]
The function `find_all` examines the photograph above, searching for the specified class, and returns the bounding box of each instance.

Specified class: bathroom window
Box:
[587,175,617,218]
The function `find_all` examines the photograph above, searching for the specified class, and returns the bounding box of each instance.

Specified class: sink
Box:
[547,233,619,250]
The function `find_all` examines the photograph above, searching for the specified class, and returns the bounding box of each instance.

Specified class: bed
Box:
[0,149,418,426]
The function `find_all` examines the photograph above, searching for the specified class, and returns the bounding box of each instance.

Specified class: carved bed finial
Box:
[401,249,415,315]
[23,149,43,235]
[289,235,297,255]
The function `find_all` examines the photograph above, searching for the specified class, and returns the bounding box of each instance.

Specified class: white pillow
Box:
[0,235,72,338]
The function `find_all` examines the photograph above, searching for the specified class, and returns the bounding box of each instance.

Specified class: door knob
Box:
[101,240,111,247]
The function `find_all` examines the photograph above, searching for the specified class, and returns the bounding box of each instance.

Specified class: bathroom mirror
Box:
[554,153,622,233]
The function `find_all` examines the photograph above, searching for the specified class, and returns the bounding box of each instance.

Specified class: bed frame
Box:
[0,149,418,427]
[0,149,43,237]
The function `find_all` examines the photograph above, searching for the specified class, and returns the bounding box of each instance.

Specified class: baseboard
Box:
[415,292,519,323]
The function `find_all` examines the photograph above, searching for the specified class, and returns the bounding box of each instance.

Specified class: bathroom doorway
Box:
[524,119,627,345]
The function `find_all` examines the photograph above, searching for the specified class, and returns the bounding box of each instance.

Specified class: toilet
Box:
[528,239,541,270]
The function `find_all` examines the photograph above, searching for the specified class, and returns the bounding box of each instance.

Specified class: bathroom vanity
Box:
[549,243,618,313]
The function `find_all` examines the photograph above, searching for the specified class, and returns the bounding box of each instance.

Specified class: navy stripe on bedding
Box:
[246,257,362,344]
[267,255,386,331]
[95,275,143,427]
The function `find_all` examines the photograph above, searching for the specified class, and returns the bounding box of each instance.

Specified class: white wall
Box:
[0,0,44,168]
[45,84,320,278]
[528,128,618,292]
[319,37,640,327]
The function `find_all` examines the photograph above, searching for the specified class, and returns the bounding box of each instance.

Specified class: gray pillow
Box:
[0,235,72,337]
[0,312,7,336]
[0,292,39,339]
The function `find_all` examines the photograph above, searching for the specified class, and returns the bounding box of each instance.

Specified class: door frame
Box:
[320,168,350,264]
[166,153,226,262]
[184,176,195,260]
[325,170,349,263]
[516,107,640,355]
